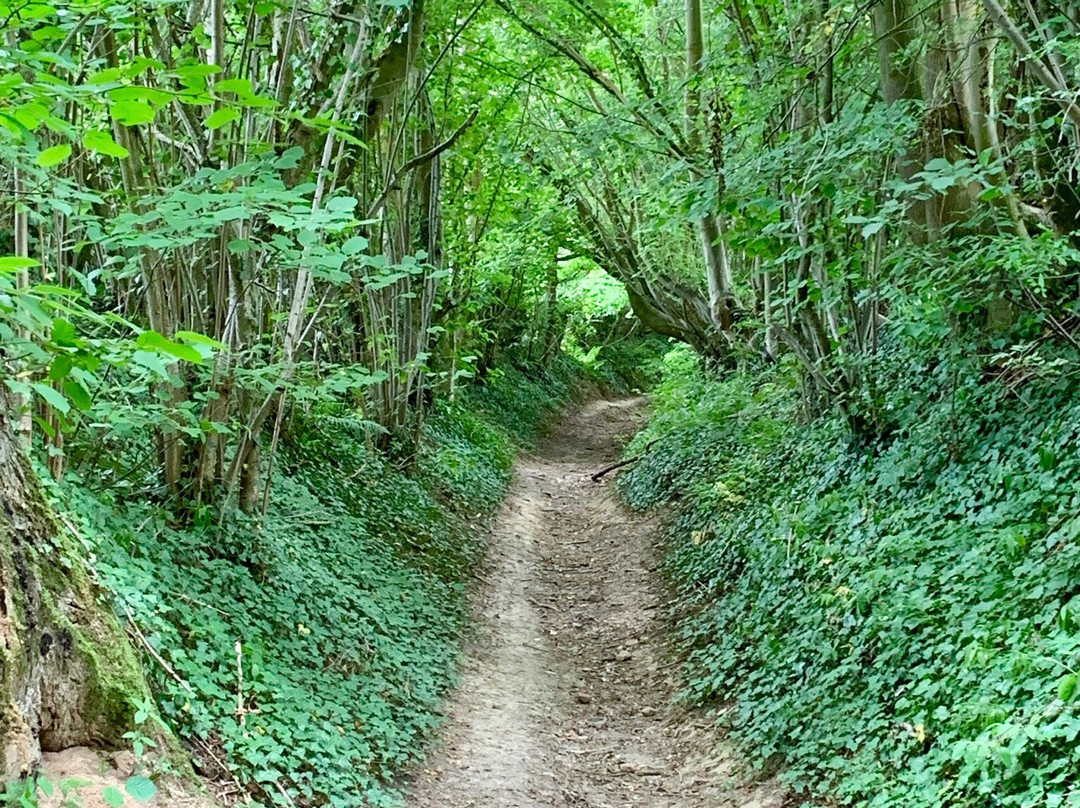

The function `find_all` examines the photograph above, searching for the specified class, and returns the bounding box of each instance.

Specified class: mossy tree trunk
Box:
[0,402,149,780]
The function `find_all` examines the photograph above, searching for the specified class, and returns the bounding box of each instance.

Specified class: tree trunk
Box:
[873,0,932,238]
[0,401,149,779]
[687,0,736,331]
[541,254,561,363]
[13,167,32,448]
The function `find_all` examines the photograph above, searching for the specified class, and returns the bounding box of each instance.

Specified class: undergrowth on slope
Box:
[621,345,1080,808]
[586,333,670,393]
[461,354,585,449]
[49,359,586,808]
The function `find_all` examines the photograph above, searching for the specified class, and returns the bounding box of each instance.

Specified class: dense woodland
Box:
[2,0,1080,804]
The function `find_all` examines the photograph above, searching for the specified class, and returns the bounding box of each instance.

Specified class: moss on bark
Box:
[0,408,189,782]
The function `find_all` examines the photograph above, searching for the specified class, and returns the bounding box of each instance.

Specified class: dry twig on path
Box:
[590,440,658,482]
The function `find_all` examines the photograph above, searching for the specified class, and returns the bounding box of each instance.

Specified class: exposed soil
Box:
[39,747,214,808]
[406,398,782,808]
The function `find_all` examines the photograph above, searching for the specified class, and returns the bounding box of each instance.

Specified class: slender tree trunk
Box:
[873,0,932,238]
[942,0,1029,237]
[13,167,32,447]
[541,252,560,362]
[102,29,187,492]
[701,214,734,329]
[982,0,1080,132]
[686,0,735,331]
[762,259,778,360]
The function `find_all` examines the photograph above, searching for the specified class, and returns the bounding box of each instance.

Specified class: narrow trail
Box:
[407,399,782,808]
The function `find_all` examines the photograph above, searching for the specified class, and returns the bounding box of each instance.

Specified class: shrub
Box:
[622,346,1080,808]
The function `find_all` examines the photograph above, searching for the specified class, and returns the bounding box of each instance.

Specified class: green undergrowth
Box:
[461,353,585,449]
[49,358,585,808]
[583,332,670,393]
[621,345,1080,808]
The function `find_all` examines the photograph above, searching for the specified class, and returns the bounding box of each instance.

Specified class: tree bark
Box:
[982,0,1080,131]
[687,0,736,331]
[0,401,149,779]
[873,0,932,237]
[12,167,32,447]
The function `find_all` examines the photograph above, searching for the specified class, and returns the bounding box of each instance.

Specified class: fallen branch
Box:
[121,602,195,695]
[590,440,658,482]
[236,638,246,726]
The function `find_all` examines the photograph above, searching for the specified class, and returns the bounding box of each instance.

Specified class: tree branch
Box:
[368,108,480,218]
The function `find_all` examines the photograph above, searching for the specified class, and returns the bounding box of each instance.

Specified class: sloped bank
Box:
[619,346,1080,808]
[49,357,589,808]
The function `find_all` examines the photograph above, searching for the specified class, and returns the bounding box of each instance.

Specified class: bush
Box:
[584,332,671,393]
[621,346,1080,808]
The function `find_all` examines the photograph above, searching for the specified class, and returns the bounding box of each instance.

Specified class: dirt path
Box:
[406,399,782,808]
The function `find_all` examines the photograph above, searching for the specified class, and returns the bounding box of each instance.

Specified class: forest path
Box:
[405,398,782,808]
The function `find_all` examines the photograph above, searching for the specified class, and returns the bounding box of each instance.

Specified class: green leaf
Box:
[173,63,220,84]
[111,99,156,126]
[125,777,157,803]
[11,101,49,130]
[30,382,70,414]
[109,85,173,106]
[173,330,225,349]
[83,130,129,158]
[326,196,357,213]
[4,380,32,400]
[214,78,253,95]
[204,107,240,130]
[51,317,77,346]
[130,350,171,378]
[929,175,955,192]
[861,221,885,239]
[341,236,369,255]
[88,67,123,84]
[103,785,125,807]
[214,205,249,222]
[1039,446,1058,470]
[48,354,74,381]
[137,330,204,363]
[36,143,72,167]
[0,256,39,271]
[1059,674,1078,702]
[63,379,92,411]
[274,146,304,169]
